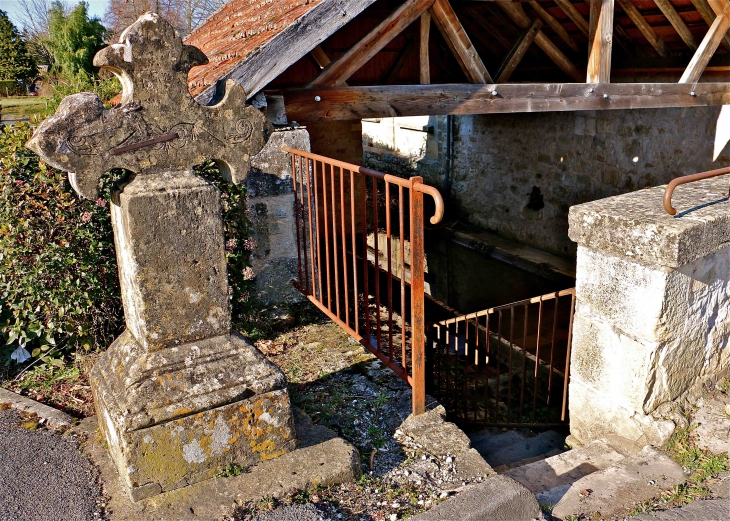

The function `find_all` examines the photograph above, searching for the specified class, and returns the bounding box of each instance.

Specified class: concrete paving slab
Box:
[0,387,74,430]
[628,498,730,520]
[504,440,625,505]
[76,408,360,521]
[551,446,686,520]
[410,475,541,521]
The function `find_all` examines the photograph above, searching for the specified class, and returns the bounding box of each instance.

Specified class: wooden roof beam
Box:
[691,0,730,50]
[527,0,581,52]
[430,0,493,83]
[554,0,590,35]
[496,18,543,82]
[310,46,348,86]
[615,0,670,57]
[680,5,730,83]
[654,0,698,50]
[307,0,435,88]
[588,0,614,83]
[468,7,514,51]
[281,83,730,122]
[498,1,583,81]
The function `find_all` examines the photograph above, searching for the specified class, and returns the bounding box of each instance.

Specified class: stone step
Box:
[503,439,625,506]
[472,429,567,468]
[550,445,687,520]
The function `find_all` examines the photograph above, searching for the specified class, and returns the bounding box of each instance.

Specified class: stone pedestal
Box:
[92,172,295,501]
[568,174,730,447]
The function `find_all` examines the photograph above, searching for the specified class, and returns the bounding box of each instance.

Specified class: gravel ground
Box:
[0,408,104,521]
[252,504,332,521]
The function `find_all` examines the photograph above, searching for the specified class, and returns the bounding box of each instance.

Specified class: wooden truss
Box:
[278,0,730,120]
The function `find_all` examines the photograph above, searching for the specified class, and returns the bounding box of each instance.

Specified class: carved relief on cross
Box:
[27,12,271,199]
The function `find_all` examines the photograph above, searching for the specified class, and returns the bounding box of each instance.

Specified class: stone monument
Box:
[27,13,296,501]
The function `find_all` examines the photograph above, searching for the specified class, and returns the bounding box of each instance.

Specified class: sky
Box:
[2,0,109,28]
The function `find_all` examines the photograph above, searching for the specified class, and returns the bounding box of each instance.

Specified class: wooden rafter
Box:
[527,0,581,52]
[691,0,730,50]
[497,18,543,82]
[554,0,590,35]
[498,1,582,81]
[420,12,431,84]
[588,0,614,83]
[307,0,435,88]
[680,6,730,83]
[615,0,669,57]
[310,46,348,86]
[430,0,493,83]
[653,0,698,50]
[281,83,730,122]
[385,39,417,83]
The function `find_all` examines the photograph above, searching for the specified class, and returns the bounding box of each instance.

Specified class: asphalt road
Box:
[0,409,103,521]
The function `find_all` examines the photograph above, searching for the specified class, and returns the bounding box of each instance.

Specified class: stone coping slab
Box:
[568,174,730,268]
[75,407,360,521]
[0,387,74,430]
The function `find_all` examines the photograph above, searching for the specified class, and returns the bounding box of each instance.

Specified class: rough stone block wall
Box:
[450,107,730,258]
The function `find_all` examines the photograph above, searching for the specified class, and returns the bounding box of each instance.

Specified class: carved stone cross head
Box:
[27,13,271,199]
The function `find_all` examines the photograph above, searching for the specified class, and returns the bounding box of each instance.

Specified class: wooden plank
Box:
[498,1,582,81]
[429,0,493,83]
[708,0,730,16]
[420,12,431,84]
[653,0,698,50]
[281,83,730,121]
[615,0,669,57]
[679,10,730,83]
[691,0,730,50]
[496,18,543,82]
[469,8,515,50]
[193,0,378,104]
[527,0,581,52]
[554,0,590,35]
[385,39,418,83]
[310,46,348,86]
[587,0,614,83]
[307,0,436,88]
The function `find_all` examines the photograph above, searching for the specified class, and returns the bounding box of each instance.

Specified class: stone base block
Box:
[569,379,675,448]
[91,331,295,501]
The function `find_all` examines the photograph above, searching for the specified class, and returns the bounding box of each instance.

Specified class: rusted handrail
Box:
[663,166,730,215]
[282,146,444,224]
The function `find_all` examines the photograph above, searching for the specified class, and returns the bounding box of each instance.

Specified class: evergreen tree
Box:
[0,10,38,83]
[46,2,107,79]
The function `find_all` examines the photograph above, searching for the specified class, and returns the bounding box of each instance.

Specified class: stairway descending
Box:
[469,428,567,471]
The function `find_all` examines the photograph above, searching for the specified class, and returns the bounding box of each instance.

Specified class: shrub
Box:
[1,125,257,368]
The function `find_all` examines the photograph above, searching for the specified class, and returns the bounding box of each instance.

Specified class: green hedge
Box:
[0,123,256,367]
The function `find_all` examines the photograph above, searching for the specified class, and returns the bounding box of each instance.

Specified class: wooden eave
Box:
[187,0,730,118]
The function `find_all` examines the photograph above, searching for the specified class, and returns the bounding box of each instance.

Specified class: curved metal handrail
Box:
[664,166,730,215]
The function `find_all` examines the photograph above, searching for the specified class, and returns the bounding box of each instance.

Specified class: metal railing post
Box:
[410,176,426,416]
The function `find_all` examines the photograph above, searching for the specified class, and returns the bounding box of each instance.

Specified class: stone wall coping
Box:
[568,173,730,268]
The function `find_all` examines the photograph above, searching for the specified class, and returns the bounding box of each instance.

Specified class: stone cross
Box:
[27,13,295,501]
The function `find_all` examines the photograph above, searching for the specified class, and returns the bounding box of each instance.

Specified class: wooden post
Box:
[410,177,426,416]
[420,12,431,85]
[587,0,614,83]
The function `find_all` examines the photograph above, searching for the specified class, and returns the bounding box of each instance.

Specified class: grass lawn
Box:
[1,96,49,118]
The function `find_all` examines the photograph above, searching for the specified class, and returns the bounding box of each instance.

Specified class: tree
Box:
[46,2,107,79]
[0,10,37,83]
[104,0,225,37]
[15,0,69,67]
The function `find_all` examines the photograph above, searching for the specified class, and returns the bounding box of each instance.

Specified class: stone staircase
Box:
[468,428,688,520]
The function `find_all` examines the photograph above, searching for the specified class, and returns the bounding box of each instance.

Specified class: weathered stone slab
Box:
[568,174,730,268]
[0,388,73,430]
[77,409,360,520]
[551,446,687,520]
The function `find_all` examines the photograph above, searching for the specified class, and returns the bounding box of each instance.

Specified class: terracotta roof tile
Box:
[185,0,324,97]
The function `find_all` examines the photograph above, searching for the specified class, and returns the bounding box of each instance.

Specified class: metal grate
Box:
[428,289,576,427]
[284,146,444,415]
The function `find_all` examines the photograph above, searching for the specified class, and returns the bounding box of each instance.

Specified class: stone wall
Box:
[568,176,730,447]
[450,107,730,258]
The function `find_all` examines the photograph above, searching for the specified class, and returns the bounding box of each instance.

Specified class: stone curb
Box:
[0,387,74,429]
[410,475,541,521]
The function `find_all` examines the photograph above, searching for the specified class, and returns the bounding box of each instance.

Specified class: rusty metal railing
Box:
[284,147,444,415]
[428,288,576,427]
[663,166,730,215]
